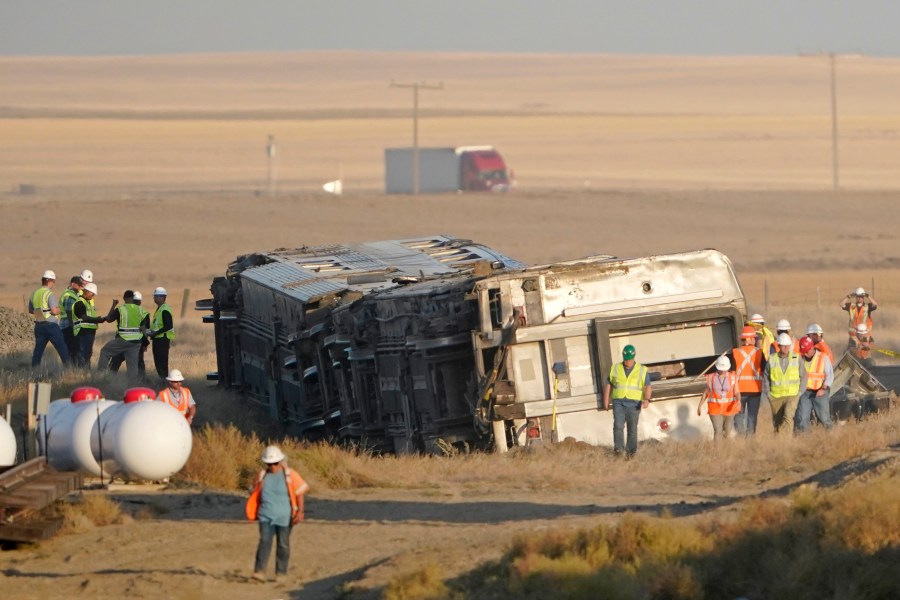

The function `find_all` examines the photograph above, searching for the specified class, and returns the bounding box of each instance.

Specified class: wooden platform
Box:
[0,457,83,543]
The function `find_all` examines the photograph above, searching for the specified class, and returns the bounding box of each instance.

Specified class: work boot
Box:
[251,571,266,582]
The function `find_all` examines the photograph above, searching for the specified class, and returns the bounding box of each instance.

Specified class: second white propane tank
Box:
[43,387,116,476]
[0,415,16,467]
[91,391,193,481]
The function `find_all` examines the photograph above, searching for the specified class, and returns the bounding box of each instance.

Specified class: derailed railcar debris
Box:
[830,353,900,421]
[201,239,749,452]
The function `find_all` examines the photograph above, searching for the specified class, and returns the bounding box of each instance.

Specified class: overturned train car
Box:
[200,237,747,452]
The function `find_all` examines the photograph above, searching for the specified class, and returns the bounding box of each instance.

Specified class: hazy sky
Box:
[2,1,897,57]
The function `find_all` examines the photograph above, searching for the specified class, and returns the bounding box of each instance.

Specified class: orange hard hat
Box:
[740,325,757,339]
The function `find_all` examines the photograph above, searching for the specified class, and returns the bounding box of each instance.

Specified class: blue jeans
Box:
[734,393,761,435]
[796,389,833,432]
[612,399,641,456]
[32,323,70,367]
[254,521,292,575]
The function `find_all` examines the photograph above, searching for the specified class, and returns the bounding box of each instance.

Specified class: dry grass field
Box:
[0,52,899,598]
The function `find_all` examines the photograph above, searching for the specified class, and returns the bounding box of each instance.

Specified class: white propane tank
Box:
[43,387,116,476]
[0,415,16,467]
[91,388,192,481]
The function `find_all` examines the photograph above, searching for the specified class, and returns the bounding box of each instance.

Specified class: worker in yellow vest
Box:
[97,290,148,383]
[762,333,806,434]
[795,336,834,432]
[58,275,84,361]
[148,286,175,380]
[71,283,108,367]
[748,313,776,358]
[602,344,652,457]
[156,369,197,424]
[29,269,70,367]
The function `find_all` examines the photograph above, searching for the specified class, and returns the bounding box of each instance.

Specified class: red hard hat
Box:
[740,326,757,339]
[799,335,814,354]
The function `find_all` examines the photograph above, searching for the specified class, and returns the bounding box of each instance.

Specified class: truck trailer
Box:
[385,146,511,194]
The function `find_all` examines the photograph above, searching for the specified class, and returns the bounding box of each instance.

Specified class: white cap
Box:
[42,269,56,280]
[715,356,731,371]
[856,324,869,335]
[855,287,866,296]
[166,368,185,382]
[776,333,793,346]
[80,269,94,283]
[261,445,285,464]
[83,282,98,295]
[153,286,168,296]
[776,319,791,331]
[133,291,143,301]
[749,314,765,324]
[806,323,823,335]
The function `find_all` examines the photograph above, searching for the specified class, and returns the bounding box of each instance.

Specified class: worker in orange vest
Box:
[848,324,875,367]
[732,326,765,436]
[795,335,834,432]
[246,445,310,582]
[805,323,833,365]
[697,355,741,440]
[156,368,197,424]
[841,287,877,339]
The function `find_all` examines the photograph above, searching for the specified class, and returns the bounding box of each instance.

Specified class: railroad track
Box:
[0,457,83,543]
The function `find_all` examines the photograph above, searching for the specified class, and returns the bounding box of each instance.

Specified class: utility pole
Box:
[390,80,443,194]
[266,135,277,197]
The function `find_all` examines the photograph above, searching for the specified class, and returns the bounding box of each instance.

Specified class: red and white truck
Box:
[385,146,512,193]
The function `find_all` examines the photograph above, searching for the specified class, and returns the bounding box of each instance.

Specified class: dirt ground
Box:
[1,52,899,599]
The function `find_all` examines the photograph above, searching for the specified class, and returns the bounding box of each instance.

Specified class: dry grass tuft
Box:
[177,423,264,490]
[382,563,451,600]
[60,493,126,533]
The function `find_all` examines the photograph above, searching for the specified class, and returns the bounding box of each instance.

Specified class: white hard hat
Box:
[133,291,143,301]
[83,282,98,295]
[153,286,168,296]
[776,319,791,331]
[856,324,869,335]
[166,368,185,382]
[776,333,793,346]
[749,314,765,324]
[261,445,285,464]
[42,269,56,280]
[806,323,823,335]
[715,356,731,371]
[80,269,94,283]
[855,287,866,296]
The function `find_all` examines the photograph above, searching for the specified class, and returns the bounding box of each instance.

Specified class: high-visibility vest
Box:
[152,303,175,340]
[769,338,800,357]
[59,287,80,327]
[851,334,874,359]
[733,345,763,393]
[750,323,776,358]
[245,467,306,521]
[610,362,648,401]
[847,303,873,335]
[116,303,145,341]
[31,287,53,322]
[704,371,740,416]
[157,386,193,417]
[804,351,826,391]
[72,297,99,335]
[769,353,801,397]
[814,341,834,365]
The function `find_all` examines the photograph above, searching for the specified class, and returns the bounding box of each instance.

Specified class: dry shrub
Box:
[177,423,263,490]
[382,563,450,600]
[61,493,125,533]
[292,442,382,490]
[820,461,900,553]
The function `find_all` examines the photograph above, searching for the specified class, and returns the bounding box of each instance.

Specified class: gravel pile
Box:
[0,306,34,354]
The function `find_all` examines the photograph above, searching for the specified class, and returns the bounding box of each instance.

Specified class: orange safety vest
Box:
[156,386,193,418]
[847,304,873,335]
[704,372,740,416]
[814,340,834,365]
[851,334,874,359]
[245,467,306,521]
[733,345,763,394]
[804,351,826,391]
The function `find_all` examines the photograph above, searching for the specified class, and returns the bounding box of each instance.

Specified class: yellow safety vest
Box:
[72,297,98,335]
[610,362,648,401]
[769,353,801,397]
[117,303,145,341]
[31,287,53,321]
[59,288,80,327]
[152,303,175,340]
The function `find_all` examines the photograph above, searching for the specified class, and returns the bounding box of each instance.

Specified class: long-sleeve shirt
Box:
[153,309,174,335]
[72,300,105,324]
[761,353,808,398]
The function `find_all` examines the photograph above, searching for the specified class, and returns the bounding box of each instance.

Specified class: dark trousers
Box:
[612,399,642,456]
[75,330,97,368]
[152,337,170,379]
[62,326,79,362]
[108,338,148,378]
[32,323,70,367]
[254,521,292,575]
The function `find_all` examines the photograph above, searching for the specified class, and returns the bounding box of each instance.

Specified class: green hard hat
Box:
[622,345,636,360]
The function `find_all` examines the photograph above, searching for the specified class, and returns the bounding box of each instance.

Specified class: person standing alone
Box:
[602,344,652,457]
[246,446,310,583]
[148,287,175,379]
